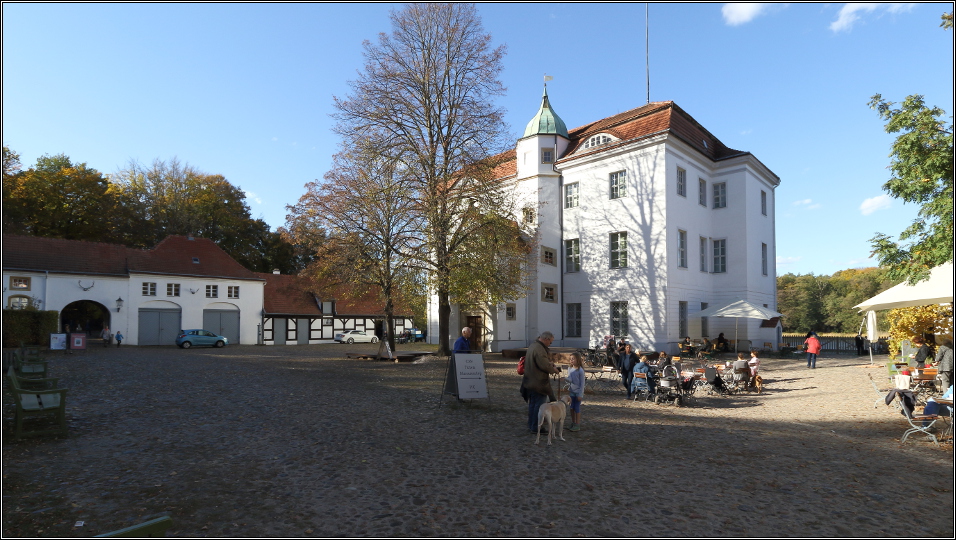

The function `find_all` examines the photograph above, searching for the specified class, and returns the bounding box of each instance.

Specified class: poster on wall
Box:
[71,333,87,350]
[50,333,67,350]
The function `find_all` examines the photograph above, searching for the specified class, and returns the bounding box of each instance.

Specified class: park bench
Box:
[12,349,49,378]
[5,366,68,439]
[95,516,172,537]
[20,341,42,361]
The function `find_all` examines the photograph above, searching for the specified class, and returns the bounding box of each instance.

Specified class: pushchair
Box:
[652,365,685,405]
[630,372,654,402]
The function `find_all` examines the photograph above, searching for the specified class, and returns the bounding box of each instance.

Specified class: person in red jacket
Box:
[804,332,822,369]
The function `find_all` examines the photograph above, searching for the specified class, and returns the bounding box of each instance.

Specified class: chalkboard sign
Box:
[452,353,488,399]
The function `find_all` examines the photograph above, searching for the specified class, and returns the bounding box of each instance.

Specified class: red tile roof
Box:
[492,101,760,180]
[255,272,413,318]
[2,234,261,281]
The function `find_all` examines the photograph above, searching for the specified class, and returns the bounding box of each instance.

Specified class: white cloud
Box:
[859,194,892,215]
[830,3,916,32]
[722,3,769,26]
[793,199,821,210]
[244,190,263,205]
[776,256,802,267]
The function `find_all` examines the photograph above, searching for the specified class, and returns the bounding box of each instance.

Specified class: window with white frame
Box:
[713,182,727,209]
[679,301,688,338]
[228,286,240,299]
[564,182,579,208]
[699,178,707,206]
[206,285,218,298]
[582,134,612,149]
[541,148,554,164]
[8,295,30,310]
[611,301,628,338]
[505,303,516,320]
[522,206,536,225]
[565,239,580,273]
[541,283,557,303]
[762,243,769,276]
[713,239,727,273]
[566,303,582,337]
[609,170,627,199]
[699,236,708,272]
[677,230,688,268]
[541,247,557,267]
[677,167,687,197]
[610,232,627,268]
[10,276,31,291]
[142,282,157,296]
[761,190,767,216]
[167,283,180,297]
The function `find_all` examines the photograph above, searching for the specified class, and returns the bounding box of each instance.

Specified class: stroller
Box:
[652,365,685,405]
[703,367,729,396]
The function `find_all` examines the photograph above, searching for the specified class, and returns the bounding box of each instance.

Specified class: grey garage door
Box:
[138,308,182,346]
[203,309,240,344]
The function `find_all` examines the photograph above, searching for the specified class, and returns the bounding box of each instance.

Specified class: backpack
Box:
[517,356,526,375]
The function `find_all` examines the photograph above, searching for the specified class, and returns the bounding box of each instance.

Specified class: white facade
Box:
[2,270,265,346]
[430,96,780,354]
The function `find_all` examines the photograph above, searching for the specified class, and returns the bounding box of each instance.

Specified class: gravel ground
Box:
[3,345,953,537]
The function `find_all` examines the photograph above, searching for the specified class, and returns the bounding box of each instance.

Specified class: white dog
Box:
[535,395,571,446]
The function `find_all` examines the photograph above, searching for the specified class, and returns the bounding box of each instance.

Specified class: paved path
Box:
[3,346,953,537]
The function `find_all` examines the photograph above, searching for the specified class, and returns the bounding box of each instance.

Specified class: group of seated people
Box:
[679,334,732,355]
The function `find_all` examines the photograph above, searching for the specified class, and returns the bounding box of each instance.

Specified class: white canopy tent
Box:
[696,299,782,353]
[853,262,953,312]
[854,262,954,363]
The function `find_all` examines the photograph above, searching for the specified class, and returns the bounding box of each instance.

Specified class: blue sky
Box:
[3,3,953,277]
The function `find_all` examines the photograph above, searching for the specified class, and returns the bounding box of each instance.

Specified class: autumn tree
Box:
[886,304,953,356]
[287,141,422,350]
[3,152,118,241]
[331,3,518,354]
[111,157,299,273]
[867,14,954,284]
[777,268,897,333]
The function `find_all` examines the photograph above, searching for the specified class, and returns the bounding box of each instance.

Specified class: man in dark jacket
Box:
[521,331,560,433]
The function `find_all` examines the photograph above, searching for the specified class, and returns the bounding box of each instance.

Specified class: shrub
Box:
[2,310,59,348]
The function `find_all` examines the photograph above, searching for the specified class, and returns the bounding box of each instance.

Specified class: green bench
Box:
[5,367,68,439]
[95,516,172,537]
[12,349,48,378]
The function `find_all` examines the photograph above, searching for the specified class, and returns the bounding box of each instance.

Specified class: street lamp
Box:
[116,297,124,312]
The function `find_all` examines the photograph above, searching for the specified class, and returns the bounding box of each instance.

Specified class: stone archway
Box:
[60,300,111,339]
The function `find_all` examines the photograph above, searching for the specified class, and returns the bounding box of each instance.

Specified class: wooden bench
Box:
[19,341,42,361]
[12,350,48,378]
[6,367,68,439]
[95,516,172,538]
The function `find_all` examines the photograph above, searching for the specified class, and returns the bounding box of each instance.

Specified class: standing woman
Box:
[912,336,931,369]
[618,343,639,399]
[934,339,953,393]
[804,332,821,369]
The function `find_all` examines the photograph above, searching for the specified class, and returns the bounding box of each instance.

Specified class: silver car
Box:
[334,330,379,344]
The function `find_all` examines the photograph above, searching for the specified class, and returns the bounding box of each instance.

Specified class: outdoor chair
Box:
[869,373,900,410]
[893,394,941,446]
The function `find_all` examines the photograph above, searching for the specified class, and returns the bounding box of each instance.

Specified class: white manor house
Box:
[428,89,781,354]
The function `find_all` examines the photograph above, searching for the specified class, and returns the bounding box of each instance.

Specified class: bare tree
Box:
[332,3,517,354]
[287,140,422,351]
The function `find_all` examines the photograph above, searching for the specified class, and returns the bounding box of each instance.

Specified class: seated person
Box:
[733,353,750,384]
[701,338,713,353]
[633,355,656,393]
[680,337,694,355]
[716,333,730,352]
[656,351,672,369]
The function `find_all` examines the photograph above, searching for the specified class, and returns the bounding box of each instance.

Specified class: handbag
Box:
[517,356,526,375]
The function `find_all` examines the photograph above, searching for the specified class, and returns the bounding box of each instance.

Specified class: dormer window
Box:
[192,257,200,264]
[582,134,615,150]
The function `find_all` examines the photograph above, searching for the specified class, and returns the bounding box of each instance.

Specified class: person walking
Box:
[566,352,585,432]
[854,334,865,355]
[618,343,639,399]
[520,331,560,434]
[804,331,821,369]
[101,326,111,348]
[115,330,124,347]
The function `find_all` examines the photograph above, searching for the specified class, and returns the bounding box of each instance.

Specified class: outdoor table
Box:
[583,367,624,394]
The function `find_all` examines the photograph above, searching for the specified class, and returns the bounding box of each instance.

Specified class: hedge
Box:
[2,310,59,349]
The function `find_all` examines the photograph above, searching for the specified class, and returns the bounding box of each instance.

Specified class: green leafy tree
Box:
[867,13,953,284]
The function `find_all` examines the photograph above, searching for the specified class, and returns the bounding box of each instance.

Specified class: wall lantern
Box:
[116,297,124,312]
